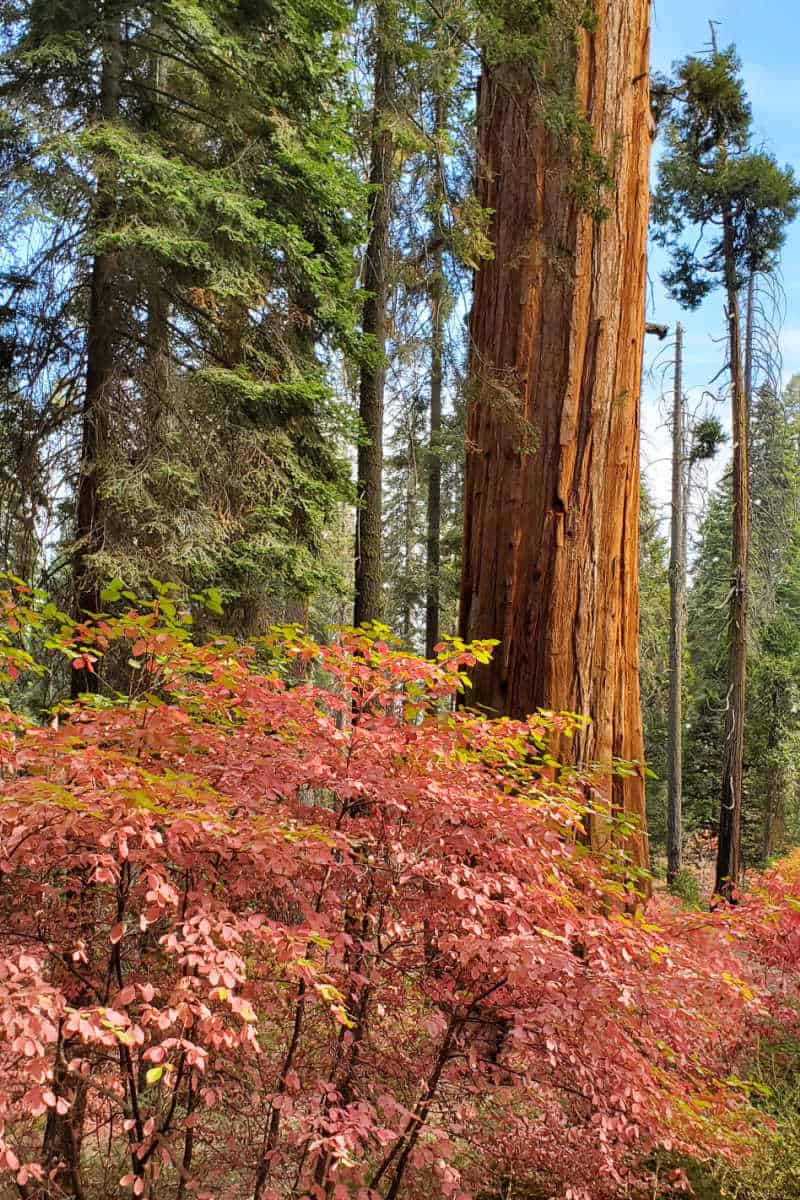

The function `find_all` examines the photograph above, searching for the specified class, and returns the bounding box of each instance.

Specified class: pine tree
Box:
[652,40,799,897]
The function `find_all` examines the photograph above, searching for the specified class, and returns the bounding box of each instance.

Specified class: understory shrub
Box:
[0,578,796,1199]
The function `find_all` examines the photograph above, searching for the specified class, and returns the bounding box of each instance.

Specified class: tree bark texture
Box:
[458,2,652,868]
[143,30,171,439]
[425,93,448,659]
[744,270,755,413]
[72,14,122,696]
[354,2,395,627]
[715,211,749,900]
[667,322,685,886]
[425,249,444,658]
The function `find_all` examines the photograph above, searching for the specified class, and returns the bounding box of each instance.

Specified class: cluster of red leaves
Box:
[737,851,800,1005]
[0,583,787,1200]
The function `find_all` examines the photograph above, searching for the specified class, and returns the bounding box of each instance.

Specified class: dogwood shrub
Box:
[0,581,771,1199]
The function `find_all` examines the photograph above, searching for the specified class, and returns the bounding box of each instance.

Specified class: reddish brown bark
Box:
[459,3,652,868]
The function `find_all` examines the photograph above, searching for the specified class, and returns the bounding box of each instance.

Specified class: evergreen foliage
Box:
[652,47,799,309]
[0,0,363,622]
[684,379,800,862]
[639,483,671,849]
[684,479,732,831]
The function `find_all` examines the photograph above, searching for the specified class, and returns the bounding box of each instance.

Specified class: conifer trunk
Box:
[72,14,122,696]
[459,2,651,867]
[425,251,444,658]
[715,210,750,899]
[667,323,685,886]
[354,2,395,627]
[744,270,755,411]
[402,419,417,644]
[144,28,170,437]
[425,92,446,657]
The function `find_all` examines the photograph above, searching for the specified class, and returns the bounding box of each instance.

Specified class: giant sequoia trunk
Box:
[459,2,651,867]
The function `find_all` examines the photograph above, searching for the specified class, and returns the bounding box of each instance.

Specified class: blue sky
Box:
[643,0,800,509]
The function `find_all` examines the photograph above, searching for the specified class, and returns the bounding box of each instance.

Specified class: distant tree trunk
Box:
[402,419,418,645]
[425,96,447,658]
[354,2,395,627]
[667,323,685,886]
[458,1,652,868]
[425,250,444,658]
[144,29,170,437]
[762,684,786,862]
[72,14,122,696]
[715,208,750,900]
[744,269,755,412]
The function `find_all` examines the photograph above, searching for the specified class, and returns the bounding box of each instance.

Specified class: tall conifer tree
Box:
[1,0,362,633]
[653,42,798,897]
[354,1,396,626]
